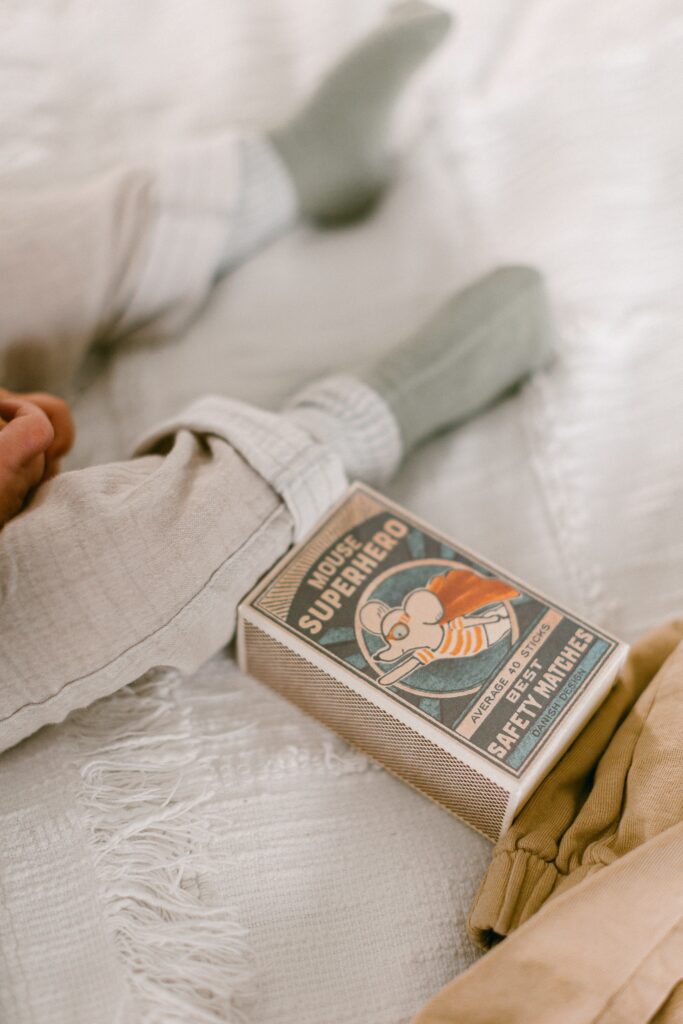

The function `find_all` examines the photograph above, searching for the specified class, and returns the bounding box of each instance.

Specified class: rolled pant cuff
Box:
[133,394,348,541]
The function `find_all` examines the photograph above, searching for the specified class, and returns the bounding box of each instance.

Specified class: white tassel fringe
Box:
[71,670,255,1024]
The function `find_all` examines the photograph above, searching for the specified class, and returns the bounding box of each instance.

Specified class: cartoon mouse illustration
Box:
[359,568,519,687]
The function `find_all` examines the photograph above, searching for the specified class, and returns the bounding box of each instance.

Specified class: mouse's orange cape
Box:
[428,569,518,622]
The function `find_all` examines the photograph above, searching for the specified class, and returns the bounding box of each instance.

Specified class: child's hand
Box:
[0,391,75,528]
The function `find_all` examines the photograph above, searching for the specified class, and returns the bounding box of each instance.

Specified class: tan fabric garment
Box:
[413,620,683,1024]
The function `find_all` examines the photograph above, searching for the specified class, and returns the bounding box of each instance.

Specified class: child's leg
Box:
[0,397,347,755]
[0,3,450,395]
[0,265,551,756]
[0,137,296,394]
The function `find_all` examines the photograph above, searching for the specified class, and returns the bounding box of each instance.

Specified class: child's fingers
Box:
[0,398,55,471]
[0,388,76,465]
[0,399,52,526]
[20,392,76,462]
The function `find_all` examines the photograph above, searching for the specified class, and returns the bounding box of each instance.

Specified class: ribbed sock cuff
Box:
[284,374,403,486]
[122,133,297,328]
[217,134,299,274]
[125,133,248,325]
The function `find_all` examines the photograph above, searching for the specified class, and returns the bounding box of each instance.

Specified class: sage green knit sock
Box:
[285,267,554,484]
[361,266,555,456]
[269,1,452,224]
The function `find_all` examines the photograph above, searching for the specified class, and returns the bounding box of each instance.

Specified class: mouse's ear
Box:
[359,600,389,635]
[405,588,443,625]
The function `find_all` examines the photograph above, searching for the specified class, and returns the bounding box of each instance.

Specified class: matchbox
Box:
[237,484,628,841]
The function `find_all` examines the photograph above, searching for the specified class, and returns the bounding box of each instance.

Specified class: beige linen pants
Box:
[0,136,348,755]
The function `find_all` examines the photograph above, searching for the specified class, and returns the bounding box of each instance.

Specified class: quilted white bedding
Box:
[1,1,682,1022]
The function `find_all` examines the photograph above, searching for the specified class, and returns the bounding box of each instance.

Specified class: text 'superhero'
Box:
[359,568,519,687]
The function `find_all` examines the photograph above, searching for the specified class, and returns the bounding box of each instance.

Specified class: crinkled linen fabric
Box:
[0,131,325,754]
[0,393,346,754]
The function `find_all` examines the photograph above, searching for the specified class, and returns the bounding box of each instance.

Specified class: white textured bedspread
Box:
[1,2,682,1022]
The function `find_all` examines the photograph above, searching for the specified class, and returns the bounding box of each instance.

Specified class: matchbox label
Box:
[254,487,618,777]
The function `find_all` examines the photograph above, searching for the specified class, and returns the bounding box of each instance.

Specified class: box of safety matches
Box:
[237,483,628,841]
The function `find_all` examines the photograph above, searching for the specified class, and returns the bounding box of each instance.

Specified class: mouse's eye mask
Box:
[387,622,409,641]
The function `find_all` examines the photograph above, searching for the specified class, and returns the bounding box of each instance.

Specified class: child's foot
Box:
[285,267,554,483]
[270,2,453,224]
[361,265,555,453]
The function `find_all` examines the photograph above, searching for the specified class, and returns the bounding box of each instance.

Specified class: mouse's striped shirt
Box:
[414,617,487,664]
